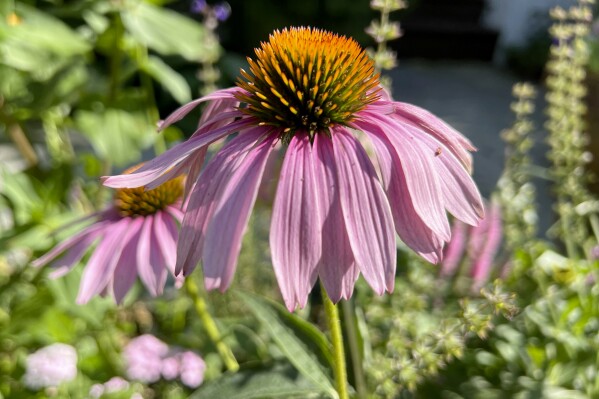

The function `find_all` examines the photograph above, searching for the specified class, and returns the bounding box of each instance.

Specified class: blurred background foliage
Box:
[1,0,599,398]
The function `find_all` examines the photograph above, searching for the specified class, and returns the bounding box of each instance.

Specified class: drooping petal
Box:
[76,218,131,304]
[136,216,168,296]
[470,202,502,290]
[270,133,321,310]
[111,217,145,303]
[389,102,476,171]
[48,233,98,279]
[184,147,208,198]
[362,112,451,241]
[313,134,358,302]
[102,118,254,189]
[158,87,244,131]
[355,119,445,262]
[440,220,468,276]
[406,123,484,225]
[153,210,178,274]
[175,127,267,276]
[332,128,396,294]
[203,133,277,292]
[198,95,241,129]
[31,219,108,268]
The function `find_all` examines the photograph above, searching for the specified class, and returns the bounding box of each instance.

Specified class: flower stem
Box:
[321,283,349,399]
[185,277,239,372]
[342,299,367,399]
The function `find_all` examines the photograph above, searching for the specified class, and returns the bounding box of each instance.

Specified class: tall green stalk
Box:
[185,277,239,372]
[321,283,349,399]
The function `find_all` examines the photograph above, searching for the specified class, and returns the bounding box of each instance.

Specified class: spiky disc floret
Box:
[115,175,183,217]
[236,27,381,138]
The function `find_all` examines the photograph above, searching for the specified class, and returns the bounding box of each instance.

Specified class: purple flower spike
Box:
[191,0,208,14]
[213,2,231,21]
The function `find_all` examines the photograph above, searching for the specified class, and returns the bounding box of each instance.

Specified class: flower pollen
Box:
[236,26,381,140]
[115,167,183,217]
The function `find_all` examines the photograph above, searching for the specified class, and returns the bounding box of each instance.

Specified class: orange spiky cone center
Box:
[235,27,380,141]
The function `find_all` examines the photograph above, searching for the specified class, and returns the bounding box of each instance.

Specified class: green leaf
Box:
[190,363,324,399]
[121,2,219,61]
[272,298,335,368]
[237,292,338,399]
[0,4,90,79]
[142,55,191,104]
[74,108,155,166]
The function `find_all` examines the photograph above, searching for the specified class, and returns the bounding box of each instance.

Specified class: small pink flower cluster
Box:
[89,377,132,398]
[124,334,206,388]
[23,343,78,390]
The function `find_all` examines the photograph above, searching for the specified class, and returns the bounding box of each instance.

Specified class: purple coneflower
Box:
[33,173,185,304]
[441,200,502,291]
[104,27,484,310]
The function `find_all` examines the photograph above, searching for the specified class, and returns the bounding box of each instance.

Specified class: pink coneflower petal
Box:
[198,95,240,128]
[154,211,178,274]
[184,147,208,197]
[440,220,468,276]
[31,220,108,268]
[137,216,167,296]
[175,128,267,276]
[204,134,276,291]
[77,218,131,304]
[358,123,444,262]
[403,123,484,225]
[103,118,254,189]
[367,113,451,241]
[270,134,321,310]
[332,128,396,294]
[48,234,98,279]
[111,217,144,303]
[470,202,502,289]
[158,87,243,131]
[391,102,475,171]
[313,134,358,302]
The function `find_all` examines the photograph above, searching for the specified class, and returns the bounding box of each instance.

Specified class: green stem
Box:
[185,277,239,372]
[342,299,367,399]
[321,283,349,399]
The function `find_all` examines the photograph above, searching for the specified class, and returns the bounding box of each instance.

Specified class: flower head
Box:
[23,344,77,390]
[32,173,185,304]
[104,27,484,310]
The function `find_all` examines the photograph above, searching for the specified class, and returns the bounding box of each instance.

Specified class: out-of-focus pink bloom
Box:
[124,335,169,383]
[178,351,206,388]
[591,245,599,260]
[32,176,185,304]
[104,27,484,310]
[161,356,181,380]
[89,377,130,398]
[23,344,77,390]
[441,201,503,290]
[103,376,130,393]
[123,335,206,388]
